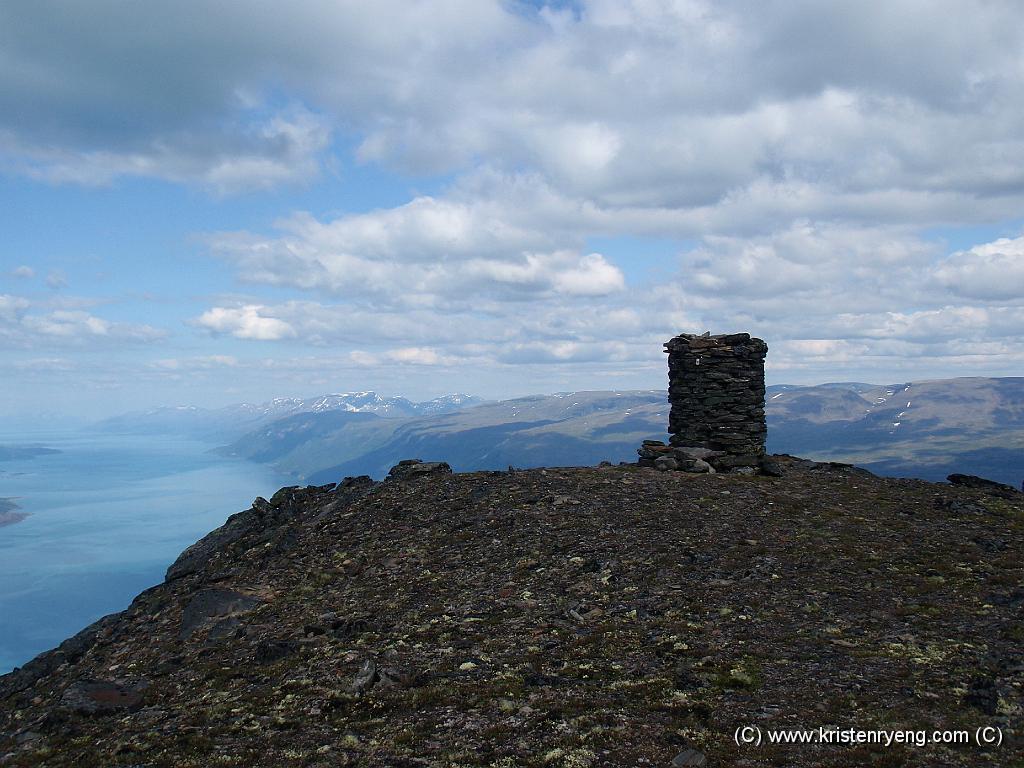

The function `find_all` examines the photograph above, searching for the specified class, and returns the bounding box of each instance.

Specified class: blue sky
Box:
[2,0,1023,420]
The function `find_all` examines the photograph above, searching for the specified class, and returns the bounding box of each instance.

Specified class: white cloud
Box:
[10,265,34,279]
[932,236,1024,301]
[208,198,625,304]
[5,1,1024,387]
[3,109,330,194]
[0,294,29,322]
[0,294,165,347]
[196,305,297,340]
[150,355,239,371]
[385,347,450,366]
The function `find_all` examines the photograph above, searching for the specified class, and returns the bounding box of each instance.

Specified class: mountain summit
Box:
[2,458,1021,766]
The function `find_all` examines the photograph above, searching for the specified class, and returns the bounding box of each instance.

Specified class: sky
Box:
[2,0,1023,420]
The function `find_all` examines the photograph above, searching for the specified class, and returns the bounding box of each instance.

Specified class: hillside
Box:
[1,459,1021,767]
[208,379,1024,487]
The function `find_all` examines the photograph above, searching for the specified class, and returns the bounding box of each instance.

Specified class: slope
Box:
[1,459,1021,767]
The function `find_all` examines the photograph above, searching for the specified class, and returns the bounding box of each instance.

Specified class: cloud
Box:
[150,355,239,371]
[6,1,1024,387]
[0,294,165,347]
[0,1,1022,211]
[0,295,30,323]
[386,347,446,365]
[195,305,297,340]
[2,108,330,194]
[208,197,625,304]
[932,236,1024,301]
[9,266,34,279]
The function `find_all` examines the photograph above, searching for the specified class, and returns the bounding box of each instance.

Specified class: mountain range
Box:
[94,392,484,441]
[94,377,1024,487]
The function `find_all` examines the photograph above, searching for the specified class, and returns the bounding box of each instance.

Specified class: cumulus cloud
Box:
[195,305,297,341]
[0,294,165,347]
[9,266,34,279]
[2,1,1023,209]
[208,197,625,304]
[5,1,1024,385]
[932,236,1024,301]
[2,109,330,193]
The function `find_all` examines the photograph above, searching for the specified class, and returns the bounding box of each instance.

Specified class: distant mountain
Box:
[216,390,666,482]
[765,377,1024,485]
[221,378,1022,488]
[300,390,668,482]
[93,392,485,441]
[96,378,1024,486]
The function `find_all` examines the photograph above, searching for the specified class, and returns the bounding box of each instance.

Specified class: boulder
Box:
[654,456,679,472]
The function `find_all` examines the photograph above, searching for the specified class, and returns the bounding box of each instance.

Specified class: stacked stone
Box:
[638,331,775,475]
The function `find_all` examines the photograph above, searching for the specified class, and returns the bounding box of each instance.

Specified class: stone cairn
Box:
[638,332,781,476]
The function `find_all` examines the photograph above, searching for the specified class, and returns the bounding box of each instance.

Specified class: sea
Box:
[0,429,292,674]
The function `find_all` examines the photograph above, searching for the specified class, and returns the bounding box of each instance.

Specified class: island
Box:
[0,444,61,461]
[0,498,28,528]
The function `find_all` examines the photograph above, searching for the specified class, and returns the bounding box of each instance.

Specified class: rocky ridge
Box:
[1,458,1022,767]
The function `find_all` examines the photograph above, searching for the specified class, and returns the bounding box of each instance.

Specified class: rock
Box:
[731,466,757,476]
[205,616,243,641]
[388,460,453,478]
[638,444,674,460]
[269,485,301,507]
[672,747,707,767]
[654,456,679,471]
[681,459,713,474]
[963,674,998,714]
[711,454,761,470]
[61,680,147,715]
[409,461,453,475]
[254,639,299,665]
[672,446,724,461]
[166,493,293,581]
[350,660,379,694]
[948,473,1020,498]
[179,588,260,639]
[759,456,784,477]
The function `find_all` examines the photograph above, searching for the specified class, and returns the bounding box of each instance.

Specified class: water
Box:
[0,429,292,674]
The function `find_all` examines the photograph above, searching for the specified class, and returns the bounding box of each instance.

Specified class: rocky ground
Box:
[1,456,1022,767]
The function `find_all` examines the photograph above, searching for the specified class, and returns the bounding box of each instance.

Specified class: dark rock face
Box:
[665,332,768,456]
[60,680,146,715]
[179,588,260,639]
[386,459,453,478]
[948,473,1021,499]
